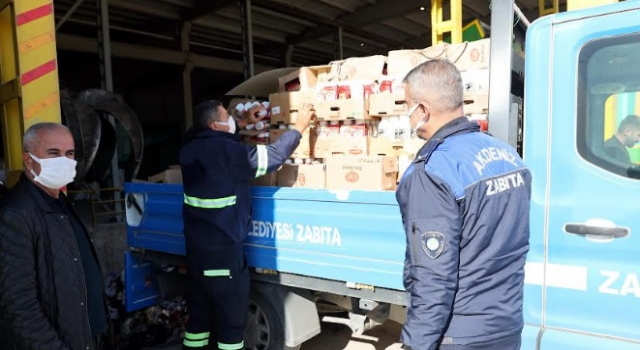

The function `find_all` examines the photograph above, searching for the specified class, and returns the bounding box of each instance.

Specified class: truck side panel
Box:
[125,183,406,292]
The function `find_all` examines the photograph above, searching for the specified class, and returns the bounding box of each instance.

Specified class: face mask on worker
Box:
[216,117,236,134]
[29,154,77,189]
[407,104,428,137]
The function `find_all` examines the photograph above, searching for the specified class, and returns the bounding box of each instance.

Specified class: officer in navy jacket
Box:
[397,60,531,350]
[179,100,315,350]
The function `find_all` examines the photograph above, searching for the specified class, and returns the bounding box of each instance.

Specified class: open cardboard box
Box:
[278,65,332,92]
[369,92,408,116]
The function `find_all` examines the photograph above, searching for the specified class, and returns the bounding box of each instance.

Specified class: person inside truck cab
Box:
[397,60,531,350]
[604,114,640,165]
[179,100,315,350]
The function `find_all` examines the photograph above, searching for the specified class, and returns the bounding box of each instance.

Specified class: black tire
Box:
[244,289,302,350]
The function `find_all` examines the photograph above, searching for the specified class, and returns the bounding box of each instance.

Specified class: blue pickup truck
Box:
[124,2,640,349]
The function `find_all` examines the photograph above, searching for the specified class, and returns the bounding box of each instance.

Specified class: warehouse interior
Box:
[3,0,628,348]
[48,0,558,183]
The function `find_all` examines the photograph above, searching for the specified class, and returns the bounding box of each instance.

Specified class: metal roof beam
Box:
[56,33,275,73]
[182,0,236,22]
[283,0,424,46]
[252,0,409,50]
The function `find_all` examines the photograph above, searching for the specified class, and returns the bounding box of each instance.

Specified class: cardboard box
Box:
[369,92,408,116]
[316,98,369,121]
[447,39,491,71]
[270,127,315,158]
[277,164,326,189]
[148,166,183,184]
[333,135,369,156]
[269,90,315,124]
[369,137,425,157]
[251,172,277,187]
[387,43,449,78]
[463,93,489,114]
[278,65,332,92]
[313,133,339,158]
[326,156,399,191]
[328,55,387,82]
[461,68,490,93]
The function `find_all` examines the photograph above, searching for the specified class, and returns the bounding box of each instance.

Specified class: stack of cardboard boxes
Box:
[149,39,503,192]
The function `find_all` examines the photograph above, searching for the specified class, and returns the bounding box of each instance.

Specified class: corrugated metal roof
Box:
[53,0,566,70]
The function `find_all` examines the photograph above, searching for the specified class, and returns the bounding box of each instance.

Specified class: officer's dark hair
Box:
[618,114,640,133]
[194,100,224,127]
[184,100,224,143]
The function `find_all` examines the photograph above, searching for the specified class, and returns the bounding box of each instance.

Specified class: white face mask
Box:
[30,154,77,189]
[405,104,427,136]
[216,117,236,134]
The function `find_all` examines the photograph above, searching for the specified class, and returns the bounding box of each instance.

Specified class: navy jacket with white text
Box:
[396,117,532,349]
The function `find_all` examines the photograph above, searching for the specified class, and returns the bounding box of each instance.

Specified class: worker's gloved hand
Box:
[294,103,316,134]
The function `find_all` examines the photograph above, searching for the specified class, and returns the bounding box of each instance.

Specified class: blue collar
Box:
[415,117,479,163]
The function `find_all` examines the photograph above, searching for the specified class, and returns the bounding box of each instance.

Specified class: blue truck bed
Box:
[125,182,407,295]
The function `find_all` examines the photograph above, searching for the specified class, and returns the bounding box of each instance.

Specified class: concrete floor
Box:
[145,321,403,350]
[302,321,403,350]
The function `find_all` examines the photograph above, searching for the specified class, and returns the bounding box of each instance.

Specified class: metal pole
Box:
[240,0,254,80]
[487,0,515,147]
[96,0,122,221]
[284,44,294,67]
[56,0,87,31]
[247,0,254,77]
[513,3,531,28]
[181,22,193,130]
[338,27,344,60]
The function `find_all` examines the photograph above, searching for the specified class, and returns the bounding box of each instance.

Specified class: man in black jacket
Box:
[0,122,108,350]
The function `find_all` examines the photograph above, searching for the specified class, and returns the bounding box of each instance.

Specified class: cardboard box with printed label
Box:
[269,90,315,124]
[387,44,449,78]
[328,55,387,82]
[315,81,371,121]
[315,98,369,121]
[278,65,332,92]
[369,92,408,116]
[447,39,491,71]
[332,121,369,156]
[270,127,315,158]
[326,156,399,191]
[277,164,326,189]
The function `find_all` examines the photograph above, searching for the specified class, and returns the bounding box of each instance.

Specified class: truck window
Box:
[577,34,640,178]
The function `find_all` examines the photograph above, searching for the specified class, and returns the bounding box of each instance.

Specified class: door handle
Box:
[564,223,629,238]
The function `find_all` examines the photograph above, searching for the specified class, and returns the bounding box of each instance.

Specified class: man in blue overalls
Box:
[397,60,531,350]
[179,100,315,349]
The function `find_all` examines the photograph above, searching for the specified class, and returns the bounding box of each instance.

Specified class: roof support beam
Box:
[251,0,411,49]
[56,33,275,73]
[182,0,236,22]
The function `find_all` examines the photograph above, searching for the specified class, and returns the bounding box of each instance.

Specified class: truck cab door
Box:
[533,3,640,349]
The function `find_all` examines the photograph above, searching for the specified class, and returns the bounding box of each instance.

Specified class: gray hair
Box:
[23,122,70,152]
[403,59,464,113]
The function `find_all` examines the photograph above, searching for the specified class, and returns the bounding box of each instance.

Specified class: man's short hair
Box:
[618,115,640,133]
[23,122,70,153]
[403,59,464,113]
[193,100,224,128]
